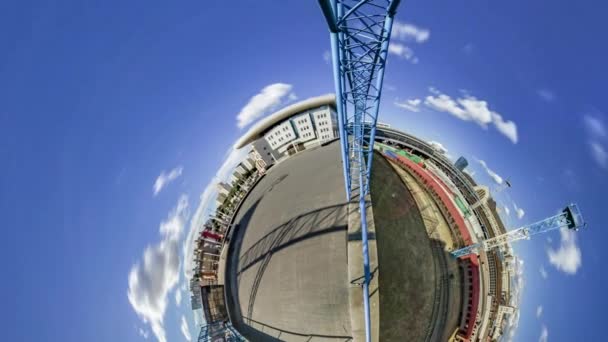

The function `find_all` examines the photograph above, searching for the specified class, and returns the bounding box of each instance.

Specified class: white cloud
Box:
[138,328,149,339]
[388,43,419,63]
[539,325,548,342]
[537,89,555,103]
[504,205,511,216]
[428,140,448,154]
[547,228,582,275]
[153,166,183,196]
[536,305,543,318]
[589,141,608,169]
[539,265,548,279]
[584,115,607,138]
[180,315,192,342]
[323,50,331,64]
[584,114,608,170]
[236,83,295,129]
[505,309,520,342]
[425,93,472,121]
[392,21,430,43]
[183,145,250,280]
[175,288,182,306]
[513,202,525,219]
[394,98,421,112]
[389,21,428,63]
[424,89,518,143]
[492,112,518,144]
[476,159,504,185]
[505,257,524,342]
[128,196,189,342]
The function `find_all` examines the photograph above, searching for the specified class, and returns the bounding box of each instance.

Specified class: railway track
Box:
[424,239,450,342]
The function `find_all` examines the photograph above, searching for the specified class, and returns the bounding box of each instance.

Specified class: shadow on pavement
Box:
[225,202,352,341]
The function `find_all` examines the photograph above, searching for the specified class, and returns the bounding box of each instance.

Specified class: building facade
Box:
[217,182,231,196]
[234,94,339,166]
[251,138,280,168]
[292,112,316,144]
[265,120,298,154]
[260,105,337,157]
[455,156,469,171]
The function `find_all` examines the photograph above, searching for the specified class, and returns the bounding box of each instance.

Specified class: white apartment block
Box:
[292,112,317,146]
[217,182,231,196]
[234,164,248,176]
[242,158,255,171]
[491,305,515,340]
[264,121,297,154]
[235,95,340,161]
[311,107,337,141]
[229,173,240,185]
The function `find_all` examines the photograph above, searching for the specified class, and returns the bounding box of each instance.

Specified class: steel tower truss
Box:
[319,1,400,342]
[452,204,586,258]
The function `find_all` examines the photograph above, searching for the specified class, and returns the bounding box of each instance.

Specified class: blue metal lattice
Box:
[451,204,586,258]
[319,1,401,342]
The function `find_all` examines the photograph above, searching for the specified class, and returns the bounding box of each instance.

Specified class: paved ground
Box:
[370,154,438,342]
[225,141,353,341]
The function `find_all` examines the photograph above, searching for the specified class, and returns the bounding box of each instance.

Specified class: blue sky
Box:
[1,1,607,341]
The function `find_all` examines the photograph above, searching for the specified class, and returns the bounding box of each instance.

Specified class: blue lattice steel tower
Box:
[319,1,401,341]
[451,204,586,258]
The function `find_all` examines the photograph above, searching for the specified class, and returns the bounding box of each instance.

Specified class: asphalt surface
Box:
[225,141,353,341]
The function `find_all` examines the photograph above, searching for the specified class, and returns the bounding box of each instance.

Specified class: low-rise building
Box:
[215,192,228,207]
[266,120,298,154]
[217,182,231,196]
[490,305,515,340]
[235,94,338,162]
[292,112,317,145]
[248,149,268,173]
[190,278,203,311]
[242,157,255,171]
[234,163,249,177]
